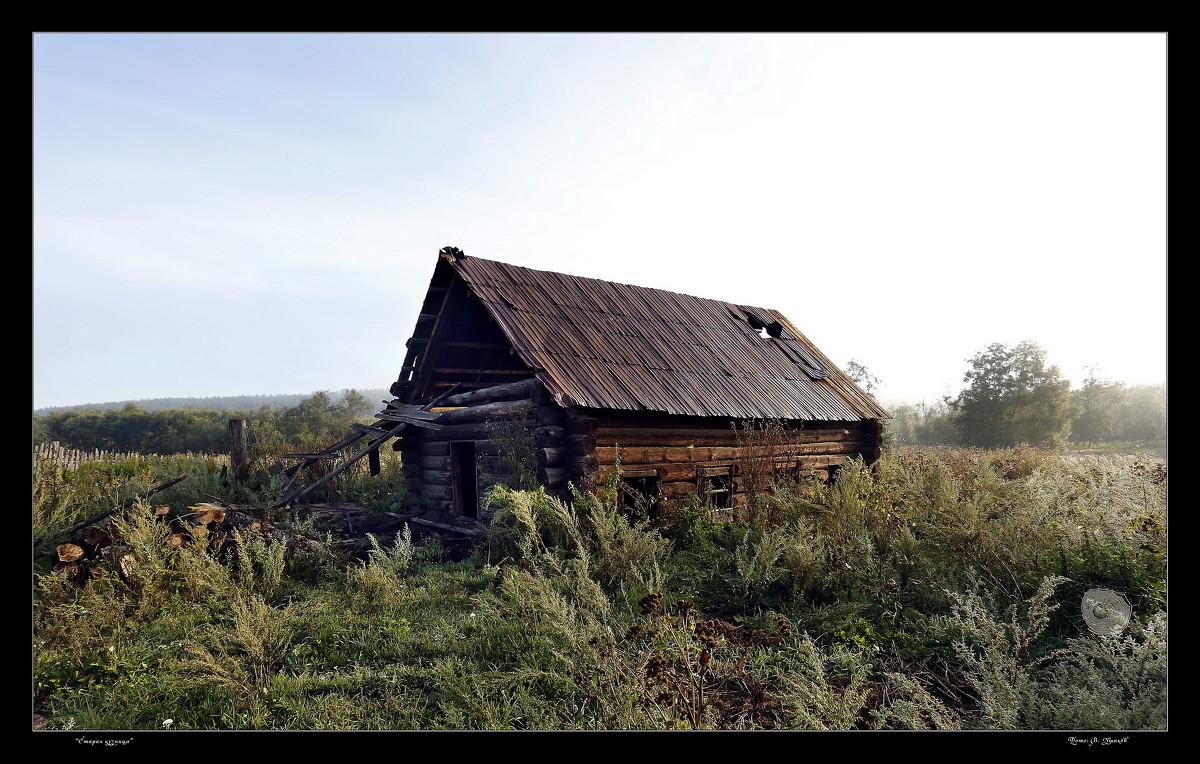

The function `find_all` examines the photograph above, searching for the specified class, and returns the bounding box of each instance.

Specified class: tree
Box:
[885,400,958,446]
[844,359,881,395]
[1117,384,1166,442]
[951,341,1074,448]
[1070,368,1125,446]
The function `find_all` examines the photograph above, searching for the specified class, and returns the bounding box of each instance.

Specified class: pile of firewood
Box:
[48,500,287,585]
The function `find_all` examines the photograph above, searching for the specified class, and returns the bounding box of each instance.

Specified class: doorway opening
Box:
[451,441,478,517]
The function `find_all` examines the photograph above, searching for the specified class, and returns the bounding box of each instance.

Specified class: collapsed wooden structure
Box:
[383,247,890,517]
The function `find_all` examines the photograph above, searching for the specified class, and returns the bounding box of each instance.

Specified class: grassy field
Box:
[33,445,1166,731]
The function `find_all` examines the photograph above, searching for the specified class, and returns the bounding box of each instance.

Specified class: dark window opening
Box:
[772,458,799,486]
[621,473,660,519]
[451,441,479,517]
[699,466,733,509]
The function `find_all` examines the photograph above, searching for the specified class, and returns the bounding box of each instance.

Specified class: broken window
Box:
[772,457,800,485]
[620,469,660,519]
[698,465,733,509]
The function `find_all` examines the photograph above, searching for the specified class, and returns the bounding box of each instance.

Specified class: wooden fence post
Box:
[228,419,249,483]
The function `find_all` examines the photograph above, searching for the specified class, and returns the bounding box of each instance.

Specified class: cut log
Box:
[539,467,569,488]
[441,377,539,407]
[118,554,137,580]
[35,474,190,548]
[188,503,227,525]
[533,425,566,443]
[56,543,85,563]
[52,561,81,580]
[80,526,110,547]
[433,399,533,425]
[537,447,566,467]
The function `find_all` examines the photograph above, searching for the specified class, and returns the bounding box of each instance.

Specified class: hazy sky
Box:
[33,33,1167,411]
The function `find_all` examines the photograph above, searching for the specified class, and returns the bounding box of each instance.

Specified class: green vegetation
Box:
[33,390,381,454]
[33,389,392,417]
[951,341,1074,448]
[878,342,1165,451]
[33,445,1166,731]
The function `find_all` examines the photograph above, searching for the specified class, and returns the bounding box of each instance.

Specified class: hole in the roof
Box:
[758,326,771,339]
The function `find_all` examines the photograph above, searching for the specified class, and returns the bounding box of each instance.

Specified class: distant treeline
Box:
[34,389,391,417]
[886,383,1166,448]
[32,390,383,458]
[887,370,1164,449]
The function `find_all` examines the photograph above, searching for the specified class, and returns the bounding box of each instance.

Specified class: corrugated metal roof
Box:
[442,254,891,421]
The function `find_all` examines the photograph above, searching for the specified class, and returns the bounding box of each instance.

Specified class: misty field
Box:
[33,445,1165,731]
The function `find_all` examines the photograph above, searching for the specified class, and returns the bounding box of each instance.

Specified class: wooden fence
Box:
[33,442,227,471]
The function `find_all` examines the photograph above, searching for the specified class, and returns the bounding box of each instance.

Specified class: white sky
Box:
[33,32,1167,411]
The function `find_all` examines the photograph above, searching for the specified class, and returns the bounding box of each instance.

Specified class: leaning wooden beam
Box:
[374,411,445,428]
[378,403,440,419]
[351,423,395,438]
[282,431,371,477]
[35,474,190,548]
[284,425,406,504]
[281,383,464,506]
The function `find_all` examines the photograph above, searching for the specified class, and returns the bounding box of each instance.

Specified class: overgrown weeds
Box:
[32,446,1165,730]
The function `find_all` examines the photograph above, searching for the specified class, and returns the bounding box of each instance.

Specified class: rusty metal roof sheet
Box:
[442,254,890,421]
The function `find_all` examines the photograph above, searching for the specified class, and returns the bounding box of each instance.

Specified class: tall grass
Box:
[32,446,1165,730]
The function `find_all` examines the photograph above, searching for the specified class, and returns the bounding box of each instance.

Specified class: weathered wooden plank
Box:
[379,404,441,420]
[282,383,463,505]
[374,411,445,429]
[352,423,395,437]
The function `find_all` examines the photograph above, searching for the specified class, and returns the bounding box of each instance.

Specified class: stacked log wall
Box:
[588,412,879,508]
[397,379,881,515]
[397,378,586,514]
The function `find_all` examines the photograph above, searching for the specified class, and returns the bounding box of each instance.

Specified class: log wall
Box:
[397,377,585,514]
[397,379,882,516]
[584,411,881,509]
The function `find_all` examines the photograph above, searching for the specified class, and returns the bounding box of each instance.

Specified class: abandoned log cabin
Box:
[388,247,891,518]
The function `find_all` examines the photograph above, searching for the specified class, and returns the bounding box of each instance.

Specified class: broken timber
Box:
[277,383,462,506]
